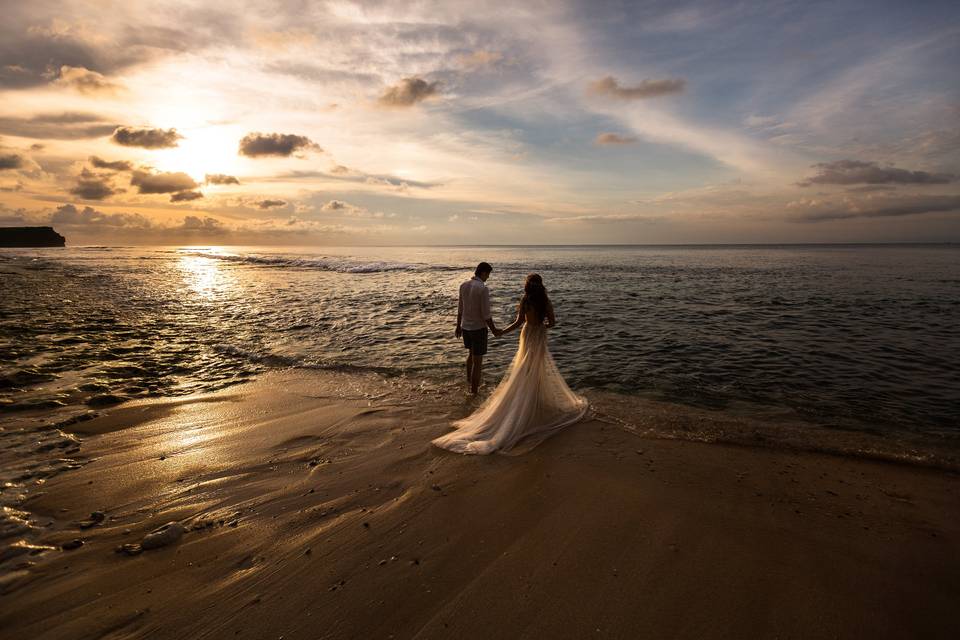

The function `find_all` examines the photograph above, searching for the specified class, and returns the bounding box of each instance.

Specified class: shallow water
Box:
[3,244,957,439]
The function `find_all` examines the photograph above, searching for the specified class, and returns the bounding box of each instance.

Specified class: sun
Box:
[152,124,245,184]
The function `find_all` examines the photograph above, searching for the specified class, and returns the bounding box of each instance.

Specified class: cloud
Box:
[270,169,438,190]
[261,61,378,85]
[0,112,119,139]
[69,168,116,200]
[30,143,44,151]
[0,153,24,170]
[130,170,198,194]
[845,185,898,193]
[179,215,224,232]
[587,76,686,100]
[545,213,660,224]
[314,199,391,218]
[40,204,229,236]
[455,50,504,71]
[595,132,638,145]
[53,65,122,94]
[49,203,153,228]
[788,194,960,222]
[170,190,204,202]
[798,160,956,186]
[257,199,287,209]
[321,200,346,211]
[378,77,439,107]
[0,19,183,90]
[89,155,133,171]
[204,173,240,185]
[238,132,321,157]
[112,126,182,149]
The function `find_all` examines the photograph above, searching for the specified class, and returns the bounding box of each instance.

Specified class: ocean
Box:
[2,244,958,465]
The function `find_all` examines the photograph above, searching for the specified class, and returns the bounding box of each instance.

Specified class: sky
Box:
[0,0,958,245]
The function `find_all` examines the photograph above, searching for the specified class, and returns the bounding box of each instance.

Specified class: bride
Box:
[433,274,589,455]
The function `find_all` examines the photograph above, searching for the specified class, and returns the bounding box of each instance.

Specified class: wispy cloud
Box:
[53,65,123,94]
[0,112,119,139]
[798,160,955,186]
[587,76,686,100]
[787,194,960,222]
[594,132,638,145]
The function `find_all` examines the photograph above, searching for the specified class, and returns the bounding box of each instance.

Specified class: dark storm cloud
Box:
[69,169,116,200]
[0,153,24,170]
[0,112,120,140]
[49,203,152,228]
[595,132,638,145]
[798,160,956,186]
[112,126,183,149]
[170,190,204,202]
[792,195,960,222]
[204,173,240,185]
[588,76,686,100]
[238,132,321,157]
[378,77,439,107]
[90,155,134,171]
[257,199,287,209]
[130,170,198,194]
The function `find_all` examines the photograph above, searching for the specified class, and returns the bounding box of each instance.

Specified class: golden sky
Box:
[1,1,958,244]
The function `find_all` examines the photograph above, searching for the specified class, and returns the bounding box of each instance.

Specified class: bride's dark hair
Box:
[521,273,550,321]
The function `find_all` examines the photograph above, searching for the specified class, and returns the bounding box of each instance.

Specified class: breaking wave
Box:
[179,250,458,273]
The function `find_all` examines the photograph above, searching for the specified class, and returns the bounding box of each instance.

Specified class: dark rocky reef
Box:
[0,226,66,247]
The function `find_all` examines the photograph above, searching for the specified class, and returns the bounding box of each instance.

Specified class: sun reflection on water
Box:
[177,249,234,299]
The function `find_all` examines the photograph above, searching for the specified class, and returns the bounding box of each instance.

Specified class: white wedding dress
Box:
[432,310,589,455]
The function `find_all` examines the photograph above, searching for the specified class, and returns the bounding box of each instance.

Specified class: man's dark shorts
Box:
[462,327,488,356]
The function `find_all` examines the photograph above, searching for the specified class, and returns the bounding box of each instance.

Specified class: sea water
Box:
[2,244,958,455]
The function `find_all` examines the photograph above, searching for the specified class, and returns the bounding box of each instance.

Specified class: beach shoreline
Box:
[2,369,958,639]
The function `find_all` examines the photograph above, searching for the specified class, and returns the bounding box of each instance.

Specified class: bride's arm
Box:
[544,301,557,328]
[502,303,526,334]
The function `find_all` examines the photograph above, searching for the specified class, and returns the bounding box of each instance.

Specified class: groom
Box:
[455,262,502,395]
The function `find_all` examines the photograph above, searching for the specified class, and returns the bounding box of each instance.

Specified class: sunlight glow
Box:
[153,125,246,183]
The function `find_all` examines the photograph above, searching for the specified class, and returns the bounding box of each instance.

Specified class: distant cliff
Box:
[0,226,66,247]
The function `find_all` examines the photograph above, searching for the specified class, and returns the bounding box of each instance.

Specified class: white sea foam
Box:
[178,250,457,273]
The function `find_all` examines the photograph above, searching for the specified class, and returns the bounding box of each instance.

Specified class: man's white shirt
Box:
[459,276,491,331]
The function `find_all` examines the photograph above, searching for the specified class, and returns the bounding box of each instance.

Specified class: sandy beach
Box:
[2,369,958,639]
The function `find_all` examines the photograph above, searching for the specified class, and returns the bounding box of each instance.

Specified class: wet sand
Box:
[2,370,958,639]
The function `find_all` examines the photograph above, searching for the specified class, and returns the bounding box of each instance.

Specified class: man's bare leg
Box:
[470,354,483,395]
[465,353,473,386]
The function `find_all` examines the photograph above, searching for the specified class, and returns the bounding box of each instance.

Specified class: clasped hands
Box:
[455,326,505,338]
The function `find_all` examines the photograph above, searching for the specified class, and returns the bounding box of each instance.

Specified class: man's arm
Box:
[455,285,463,338]
[482,287,501,336]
